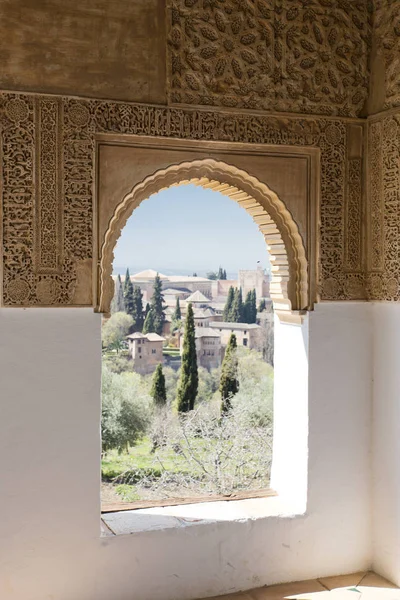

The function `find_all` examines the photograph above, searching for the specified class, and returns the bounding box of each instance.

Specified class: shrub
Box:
[101,366,152,453]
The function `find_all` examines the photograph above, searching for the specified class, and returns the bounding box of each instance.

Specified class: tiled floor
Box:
[200,572,399,600]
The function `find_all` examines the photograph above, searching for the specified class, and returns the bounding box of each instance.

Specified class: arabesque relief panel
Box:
[371,0,400,112]
[167,0,372,117]
[0,92,366,307]
[367,110,400,301]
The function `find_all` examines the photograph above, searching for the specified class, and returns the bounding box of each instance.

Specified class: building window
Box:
[243,338,248,346]
[152,349,156,354]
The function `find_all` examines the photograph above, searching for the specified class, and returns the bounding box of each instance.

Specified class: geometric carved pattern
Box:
[344,157,363,272]
[367,112,400,301]
[0,91,367,306]
[374,0,400,110]
[99,160,309,314]
[368,120,384,273]
[34,97,62,274]
[167,0,371,117]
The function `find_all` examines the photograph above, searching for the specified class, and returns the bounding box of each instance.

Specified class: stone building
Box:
[193,307,221,328]
[238,265,270,301]
[185,290,210,307]
[209,322,261,351]
[126,332,165,375]
[2,3,400,600]
[180,327,221,370]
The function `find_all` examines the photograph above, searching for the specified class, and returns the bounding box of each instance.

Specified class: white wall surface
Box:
[372,304,400,585]
[0,304,373,600]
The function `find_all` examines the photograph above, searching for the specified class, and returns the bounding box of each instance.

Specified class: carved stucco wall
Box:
[167,0,372,117]
[370,0,400,113]
[4,0,400,309]
[0,92,365,307]
[364,2,400,301]
[367,110,400,301]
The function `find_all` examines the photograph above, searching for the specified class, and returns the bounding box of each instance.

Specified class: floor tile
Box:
[359,573,398,589]
[249,579,326,599]
[196,572,399,600]
[319,572,366,591]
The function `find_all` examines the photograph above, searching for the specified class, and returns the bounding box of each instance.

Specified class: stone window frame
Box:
[95,142,320,321]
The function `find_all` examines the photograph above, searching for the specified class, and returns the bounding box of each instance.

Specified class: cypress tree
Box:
[230,288,244,322]
[123,268,135,317]
[144,302,151,317]
[111,274,125,314]
[131,286,144,332]
[173,297,182,321]
[258,298,266,313]
[243,290,252,323]
[150,274,166,336]
[223,269,227,280]
[151,364,167,407]
[223,286,235,321]
[220,333,239,414]
[250,289,257,323]
[143,307,155,334]
[177,303,198,412]
[218,266,223,279]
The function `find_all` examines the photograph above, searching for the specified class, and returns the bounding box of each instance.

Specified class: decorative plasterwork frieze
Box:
[167,0,371,117]
[0,91,366,307]
[367,110,400,301]
[34,97,63,275]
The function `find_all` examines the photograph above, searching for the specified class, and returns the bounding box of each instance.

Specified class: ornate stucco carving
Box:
[367,110,400,301]
[99,159,309,314]
[0,91,366,307]
[373,0,400,110]
[167,0,371,117]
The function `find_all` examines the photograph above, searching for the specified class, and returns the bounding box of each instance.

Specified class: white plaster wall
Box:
[0,304,372,600]
[372,304,400,585]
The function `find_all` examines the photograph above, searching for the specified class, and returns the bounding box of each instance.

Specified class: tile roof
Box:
[186,290,210,303]
[127,332,166,342]
[195,328,221,338]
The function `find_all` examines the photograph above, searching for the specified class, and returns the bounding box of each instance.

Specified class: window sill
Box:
[101,494,304,537]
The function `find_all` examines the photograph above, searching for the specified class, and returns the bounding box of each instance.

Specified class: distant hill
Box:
[113,265,240,279]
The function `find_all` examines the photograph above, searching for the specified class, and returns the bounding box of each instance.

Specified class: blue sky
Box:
[113,184,270,277]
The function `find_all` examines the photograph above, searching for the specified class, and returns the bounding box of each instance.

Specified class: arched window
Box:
[99,159,310,516]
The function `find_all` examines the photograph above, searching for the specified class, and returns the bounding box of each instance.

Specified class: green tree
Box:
[223,269,227,280]
[258,298,266,313]
[101,367,151,453]
[173,297,182,321]
[151,364,167,407]
[102,312,133,352]
[131,286,144,332]
[193,272,198,277]
[250,289,257,323]
[111,274,125,314]
[220,333,239,414]
[177,303,198,412]
[243,290,252,323]
[171,297,182,333]
[123,268,134,317]
[142,307,155,334]
[207,271,218,280]
[230,288,244,322]
[150,274,166,335]
[223,286,235,321]
[244,289,257,323]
